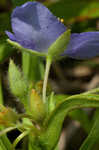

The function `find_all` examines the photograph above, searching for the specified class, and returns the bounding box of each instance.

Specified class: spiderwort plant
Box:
[4,1,99,150]
[6,1,99,103]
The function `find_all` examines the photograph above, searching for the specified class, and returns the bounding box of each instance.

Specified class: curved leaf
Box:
[38,94,99,150]
[79,109,99,150]
[52,94,92,133]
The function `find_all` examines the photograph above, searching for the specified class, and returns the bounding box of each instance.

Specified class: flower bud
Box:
[35,80,52,96]
[0,105,18,126]
[30,89,46,122]
[8,60,29,103]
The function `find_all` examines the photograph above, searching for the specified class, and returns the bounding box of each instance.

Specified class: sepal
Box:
[48,29,71,59]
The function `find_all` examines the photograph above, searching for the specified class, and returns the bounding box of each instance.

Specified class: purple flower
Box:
[6,1,99,59]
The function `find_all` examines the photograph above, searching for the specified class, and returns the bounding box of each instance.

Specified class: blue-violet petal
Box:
[64,32,99,59]
[11,2,66,52]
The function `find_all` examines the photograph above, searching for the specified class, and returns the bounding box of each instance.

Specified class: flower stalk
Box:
[42,56,52,103]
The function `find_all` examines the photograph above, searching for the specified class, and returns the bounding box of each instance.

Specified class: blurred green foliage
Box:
[0,0,6,7]
[11,0,34,7]
[48,0,99,23]
[0,13,15,63]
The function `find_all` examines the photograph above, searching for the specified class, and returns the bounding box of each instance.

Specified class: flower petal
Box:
[11,2,66,52]
[5,31,35,50]
[64,32,99,59]
[5,31,16,41]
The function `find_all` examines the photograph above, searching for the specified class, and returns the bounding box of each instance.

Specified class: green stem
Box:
[42,56,52,103]
[12,130,29,149]
[0,124,22,137]
[0,127,17,137]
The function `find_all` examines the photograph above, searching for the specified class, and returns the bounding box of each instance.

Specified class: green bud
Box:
[8,60,29,99]
[48,29,71,58]
[30,89,46,122]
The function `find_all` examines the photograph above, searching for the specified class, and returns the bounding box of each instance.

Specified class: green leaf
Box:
[28,134,42,150]
[0,134,12,150]
[52,94,69,105]
[38,94,99,150]
[8,60,29,110]
[0,139,7,150]
[48,0,99,22]
[80,110,99,150]
[52,94,91,133]
[48,29,71,59]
